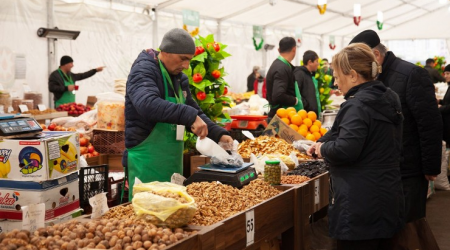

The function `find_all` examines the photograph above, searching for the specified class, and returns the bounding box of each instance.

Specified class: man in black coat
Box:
[438,64,450,147]
[424,58,446,83]
[350,30,443,223]
[266,37,299,118]
[247,66,259,92]
[294,50,321,115]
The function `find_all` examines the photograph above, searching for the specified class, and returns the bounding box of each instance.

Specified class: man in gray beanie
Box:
[124,28,232,197]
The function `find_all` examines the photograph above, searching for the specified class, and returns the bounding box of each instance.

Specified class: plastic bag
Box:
[250,154,288,174]
[293,140,315,154]
[96,92,125,131]
[132,182,197,228]
[211,140,244,167]
[197,138,244,167]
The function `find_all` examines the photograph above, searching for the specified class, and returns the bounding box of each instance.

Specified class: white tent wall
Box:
[0,0,49,106]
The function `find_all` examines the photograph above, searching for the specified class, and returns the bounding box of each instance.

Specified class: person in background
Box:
[437,64,450,147]
[124,28,232,199]
[308,43,404,250]
[294,50,321,115]
[322,58,335,88]
[253,69,266,98]
[247,66,260,92]
[266,37,302,118]
[48,55,104,107]
[350,30,442,224]
[424,58,446,83]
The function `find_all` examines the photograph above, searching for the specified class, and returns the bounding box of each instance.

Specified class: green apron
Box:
[126,59,185,200]
[56,69,75,106]
[275,56,304,111]
[312,76,322,115]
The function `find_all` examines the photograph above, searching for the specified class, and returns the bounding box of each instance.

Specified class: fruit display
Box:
[287,161,330,178]
[186,179,281,226]
[0,217,196,250]
[276,108,328,141]
[280,175,311,184]
[238,136,312,160]
[79,134,99,158]
[56,102,91,116]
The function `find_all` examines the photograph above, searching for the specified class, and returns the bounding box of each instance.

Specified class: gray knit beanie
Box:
[159,28,195,55]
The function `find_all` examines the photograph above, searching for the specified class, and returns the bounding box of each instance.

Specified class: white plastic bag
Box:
[293,140,315,154]
[250,154,288,174]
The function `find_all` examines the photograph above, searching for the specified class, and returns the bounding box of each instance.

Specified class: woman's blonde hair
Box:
[331,43,381,81]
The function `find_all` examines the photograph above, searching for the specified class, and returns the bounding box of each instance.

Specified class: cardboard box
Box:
[264,115,305,144]
[0,172,80,221]
[0,131,80,181]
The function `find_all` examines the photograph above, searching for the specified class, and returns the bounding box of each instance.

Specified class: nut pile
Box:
[287,161,330,178]
[103,204,135,220]
[187,179,281,226]
[281,175,310,184]
[148,191,189,204]
[0,218,196,250]
[238,136,312,160]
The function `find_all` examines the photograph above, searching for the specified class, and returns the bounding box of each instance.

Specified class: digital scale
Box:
[230,115,268,130]
[184,162,257,188]
[0,115,43,139]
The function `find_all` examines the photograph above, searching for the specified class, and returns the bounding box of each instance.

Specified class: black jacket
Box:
[319,81,405,240]
[293,66,319,114]
[48,68,97,103]
[439,82,450,147]
[247,73,256,92]
[266,58,297,117]
[424,65,446,83]
[123,49,228,166]
[378,52,442,177]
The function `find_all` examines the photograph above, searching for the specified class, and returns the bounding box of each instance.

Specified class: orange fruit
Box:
[320,128,328,136]
[290,114,303,126]
[313,132,321,140]
[298,109,307,119]
[310,125,320,133]
[277,108,288,118]
[281,118,290,125]
[307,111,317,122]
[303,118,312,128]
[299,124,308,131]
[288,111,297,120]
[306,133,316,141]
[289,124,299,131]
[298,128,308,137]
[286,107,296,113]
[313,120,322,128]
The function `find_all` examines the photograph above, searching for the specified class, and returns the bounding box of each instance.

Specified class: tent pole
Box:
[153,9,158,49]
[47,0,56,108]
[320,35,324,59]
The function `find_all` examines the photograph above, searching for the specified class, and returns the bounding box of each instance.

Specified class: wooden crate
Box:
[201,186,295,250]
[85,154,108,166]
[106,154,124,172]
[308,172,330,213]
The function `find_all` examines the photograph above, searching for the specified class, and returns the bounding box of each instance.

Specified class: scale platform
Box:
[0,116,43,139]
[184,162,257,188]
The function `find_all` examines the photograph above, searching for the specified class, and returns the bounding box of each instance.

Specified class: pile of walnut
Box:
[0,218,196,250]
[238,136,312,160]
[280,175,311,184]
[186,179,281,226]
[148,191,188,204]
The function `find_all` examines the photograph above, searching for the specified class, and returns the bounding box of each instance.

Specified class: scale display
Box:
[0,117,42,136]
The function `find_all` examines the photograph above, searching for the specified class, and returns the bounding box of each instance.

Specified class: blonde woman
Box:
[308,43,404,250]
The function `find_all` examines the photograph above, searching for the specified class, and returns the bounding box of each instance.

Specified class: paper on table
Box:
[196,137,230,162]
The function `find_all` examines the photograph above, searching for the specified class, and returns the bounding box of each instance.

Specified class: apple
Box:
[80,146,88,155]
[88,145,95,154]
[92,151,99,157]
[48,123,56,131]
[80,137,88,147]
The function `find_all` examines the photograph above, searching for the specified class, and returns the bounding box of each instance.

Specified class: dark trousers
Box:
[402,176,428,222]
[337,238,392,250]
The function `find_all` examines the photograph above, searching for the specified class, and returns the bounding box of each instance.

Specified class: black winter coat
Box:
[378,52,442,177]
[247,73,256,92]
[424,65,446,83]
[48,68,97,103]
[319,81,405,240]
[439,82,450,147]
[123,49,228,166]
[293,66,319,114]
[266,58,297,117]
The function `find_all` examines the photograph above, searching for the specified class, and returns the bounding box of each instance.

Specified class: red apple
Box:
[92,151,99,157]
[79,138,88,147]
[88,145,95,153]
[48,123,56,131]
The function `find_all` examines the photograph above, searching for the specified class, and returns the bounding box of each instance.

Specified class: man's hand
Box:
[425,175,437,181]
[307,142,323,158]
[96,66,105,72]
[219,135,233,150]
[67,85,75,91]
[191,116,208,139]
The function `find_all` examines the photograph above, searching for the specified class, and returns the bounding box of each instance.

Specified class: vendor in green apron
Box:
[48,55,104,107]
[266,37,303,118]
[293,50,322,116]
[124,28,233,200]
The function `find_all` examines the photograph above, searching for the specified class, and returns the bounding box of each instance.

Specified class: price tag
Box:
[89,192,109,219]
[23,84,31,92]
[171,173,186,186]
[22,203,45,232]
[245,209,255,246]
[38,104,47,111]
[7,106,13,113]
[19,105,28,113]
[314,179,320,206]
[0,84,4,91]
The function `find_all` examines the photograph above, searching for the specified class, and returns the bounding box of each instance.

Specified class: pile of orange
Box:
[276,107,328,141]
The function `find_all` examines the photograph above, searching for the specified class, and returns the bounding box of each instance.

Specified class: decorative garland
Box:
[317,4,327,15]
[376,21,383,30]
[183,24,199,37]
[329,44,336,50]
[353,16,361,26]
[253,37,264,51]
